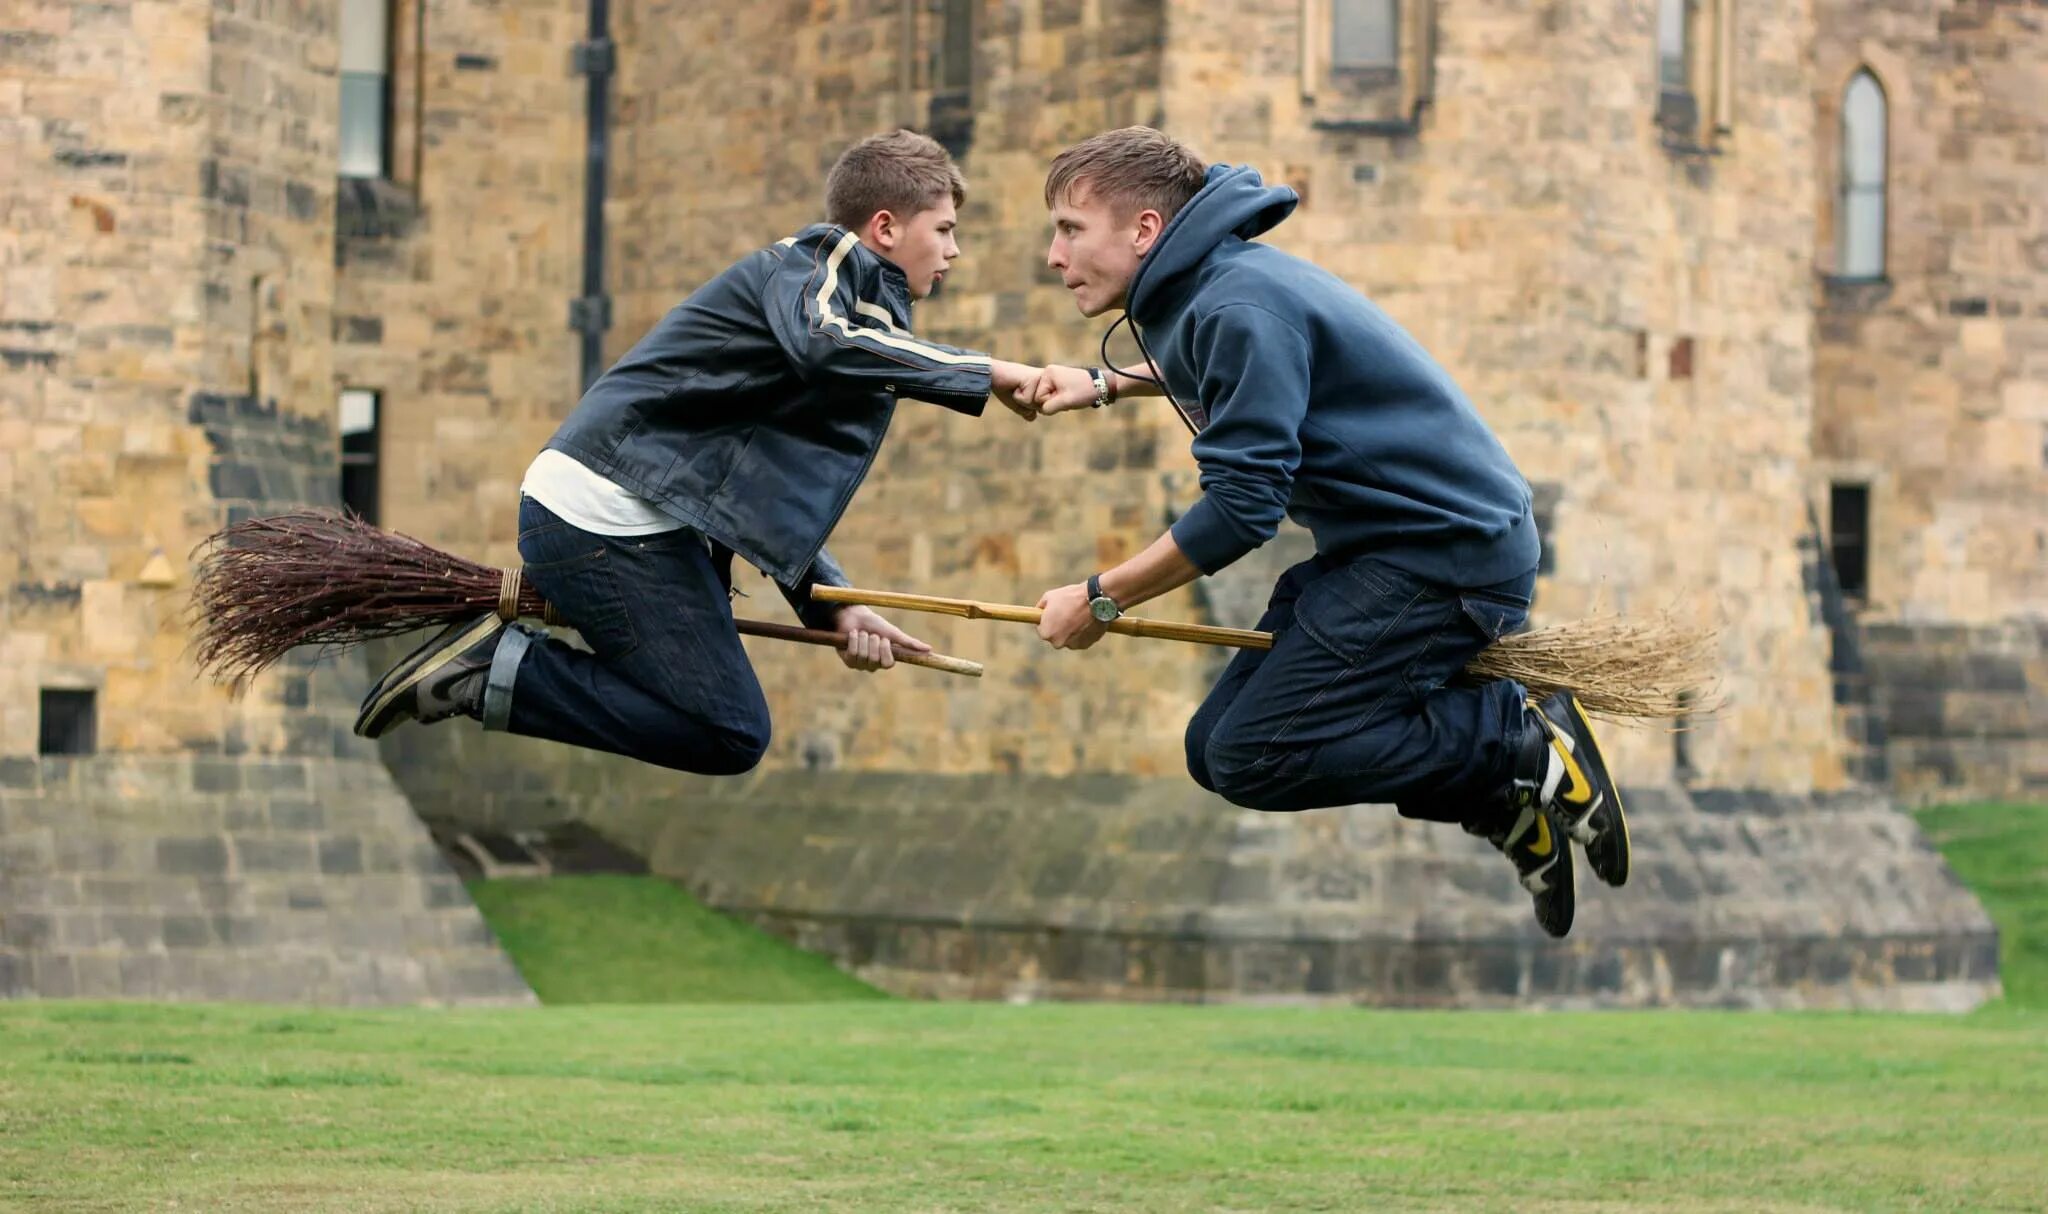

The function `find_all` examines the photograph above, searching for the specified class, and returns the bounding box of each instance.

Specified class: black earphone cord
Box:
[1099,313,1200,437]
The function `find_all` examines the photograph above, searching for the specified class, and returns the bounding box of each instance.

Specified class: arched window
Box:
[1837,70,1887,280]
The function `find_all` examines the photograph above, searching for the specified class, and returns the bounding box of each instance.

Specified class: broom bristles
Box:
[188,510,547,693]
[189,510,1721,721]
[1474,614,1723,722]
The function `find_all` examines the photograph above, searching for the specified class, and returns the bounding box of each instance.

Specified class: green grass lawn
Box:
[3,1000,2045,1212]
[1912,802,2047,1010]
[466,875,884,1004]
[0,804,2042,1212]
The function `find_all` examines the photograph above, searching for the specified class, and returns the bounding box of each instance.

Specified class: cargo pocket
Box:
[1458,588,1529,644]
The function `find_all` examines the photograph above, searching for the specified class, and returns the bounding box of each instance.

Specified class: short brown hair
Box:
[824,130,967,229]
[1044,127,1207,223]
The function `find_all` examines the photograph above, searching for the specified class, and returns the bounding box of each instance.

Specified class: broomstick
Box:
[188,511,982,688]
[191,512,1717,721]
[810,587,1719,721]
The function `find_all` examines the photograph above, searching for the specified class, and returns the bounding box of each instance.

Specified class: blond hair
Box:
[1044,126,1207,223]
[824,130,967,229]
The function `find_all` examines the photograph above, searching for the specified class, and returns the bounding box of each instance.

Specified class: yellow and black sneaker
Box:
[1467,800,1576,938]
[1529,691,1631,888]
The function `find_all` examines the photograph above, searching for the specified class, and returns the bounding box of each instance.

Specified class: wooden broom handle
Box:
[810,586,1276,651]
[734,618,983,678]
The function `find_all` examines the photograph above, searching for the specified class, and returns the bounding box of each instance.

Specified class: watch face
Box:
[1090,597,1119,622]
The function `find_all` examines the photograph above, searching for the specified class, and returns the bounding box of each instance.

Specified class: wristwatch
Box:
[1087,366,1113,409]
[1086,573,1122,623]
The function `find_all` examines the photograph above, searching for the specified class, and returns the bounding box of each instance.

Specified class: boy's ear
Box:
[862,208,900,252]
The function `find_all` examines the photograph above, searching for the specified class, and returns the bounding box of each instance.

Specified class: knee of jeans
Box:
[1203,739,1283,811]
[648,710,769,776]
[715,713,771,775]
[1184,723,1217,793]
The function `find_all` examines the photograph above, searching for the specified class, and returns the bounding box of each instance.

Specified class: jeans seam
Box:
[1401,615,1462,697]
[527,547,640,660]
[597,548,643,658]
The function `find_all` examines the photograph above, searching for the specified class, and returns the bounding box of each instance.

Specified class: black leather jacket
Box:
[546,224,993,626]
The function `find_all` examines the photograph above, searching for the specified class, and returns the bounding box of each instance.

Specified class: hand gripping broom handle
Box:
[732,618,984,678]
[810,586,1276,651]
[493,565,982,678]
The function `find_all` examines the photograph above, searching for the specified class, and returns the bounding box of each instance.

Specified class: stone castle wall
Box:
[1806,0,2048,802]
[0,0,530,1003]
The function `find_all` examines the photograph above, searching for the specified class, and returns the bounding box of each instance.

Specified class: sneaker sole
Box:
[1534,806,1576,937]
[1502,804,1576,939]
[353,615,504,740]
[1543,694,1631,888]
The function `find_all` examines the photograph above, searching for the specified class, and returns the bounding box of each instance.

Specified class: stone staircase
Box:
[0,651,532,1005]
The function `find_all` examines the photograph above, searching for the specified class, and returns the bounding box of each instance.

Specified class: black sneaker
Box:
[1529,691,1631,888]
[1467,802,1575,938]
[353,614,504,739]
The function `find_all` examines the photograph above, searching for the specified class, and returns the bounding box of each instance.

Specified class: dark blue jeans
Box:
[1185,555,1534,824]
[501,496,771,774]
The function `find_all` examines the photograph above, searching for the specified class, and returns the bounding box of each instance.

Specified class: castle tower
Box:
[1809,0,2048,802]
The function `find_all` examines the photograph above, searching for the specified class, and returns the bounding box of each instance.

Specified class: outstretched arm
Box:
[762,232,995,412]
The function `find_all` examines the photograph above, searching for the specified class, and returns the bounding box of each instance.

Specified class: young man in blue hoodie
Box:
[1025,127,1628,937]
[353,131,1043,772]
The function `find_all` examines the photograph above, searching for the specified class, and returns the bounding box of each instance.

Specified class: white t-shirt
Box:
[519,449,684,537]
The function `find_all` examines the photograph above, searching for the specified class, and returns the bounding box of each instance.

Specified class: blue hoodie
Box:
[1136,165,1540,588]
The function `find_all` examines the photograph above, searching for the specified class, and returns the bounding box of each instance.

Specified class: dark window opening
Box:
[39,689,97,756]
[340,388,380,525]
[936,0,973,91]
[1668,335,1694,380]
[1828,482,1869,602]
[927,0,975,156]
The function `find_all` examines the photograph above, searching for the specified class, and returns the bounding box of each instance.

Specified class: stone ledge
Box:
[599,772,1999,1011]
[741,913,1998,1011]
[0,756,532,1007]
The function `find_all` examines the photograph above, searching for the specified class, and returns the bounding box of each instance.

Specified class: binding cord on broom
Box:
[497,567,564,627]
[498,568,521,621]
